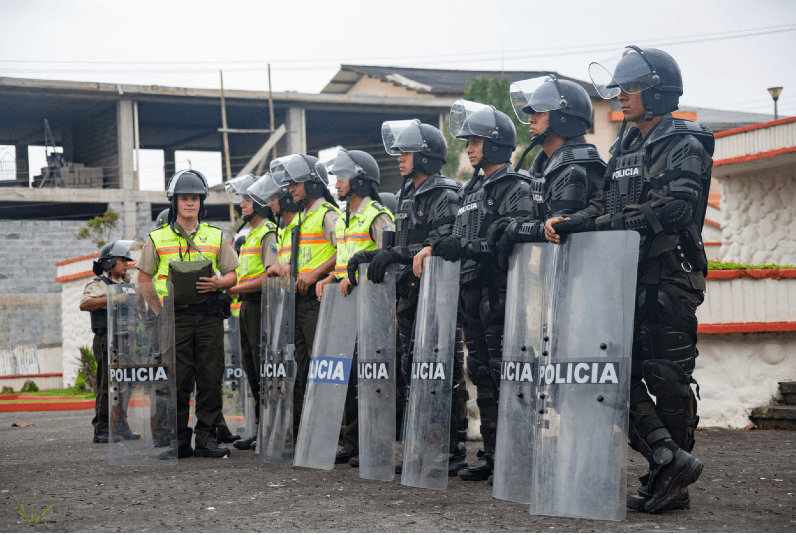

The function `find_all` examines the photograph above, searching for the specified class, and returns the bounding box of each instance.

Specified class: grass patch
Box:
[708,260,795,270]
[28,387,94,398]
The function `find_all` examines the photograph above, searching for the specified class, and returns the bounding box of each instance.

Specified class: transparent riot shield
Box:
[493,243,555,503]
[401,257,460,490]
[260,276,297,464]
[294,283,358,470]
[356,264,396,482]
[107,282,177,466]
[529,231,639,521]
[222,316,247,437]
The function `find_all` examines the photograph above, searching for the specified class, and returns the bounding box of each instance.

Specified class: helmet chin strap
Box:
[515,128,551,170]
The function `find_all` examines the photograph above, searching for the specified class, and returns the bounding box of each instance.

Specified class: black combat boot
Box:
[457,450,493,481]
[335,445,352,464]
[644,449,702,513]
[217,432,241,444]
[158,444,193,460]
[448,441,468,476]
[627,472,690,511]
[92,433,122,444]
[117,427,141,441]
[233,435,256,450]
[194,441,231,458]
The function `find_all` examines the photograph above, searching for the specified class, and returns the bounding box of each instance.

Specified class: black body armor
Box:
[604,117,714,272]
[453,166,532,283]
[530,143,605,219]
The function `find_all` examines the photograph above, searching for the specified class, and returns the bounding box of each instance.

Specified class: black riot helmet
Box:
[270,153,335,205]
[320,148,381,198]
[449,100,517,165]
[510,75,593,139]
[166,170,210,223]
[379,192,398,214]
[95,240,135,273]
[589,46,683,120]
[155,208,170,228]
[382,120,447,176]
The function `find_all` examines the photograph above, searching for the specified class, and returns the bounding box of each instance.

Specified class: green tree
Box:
[442,76,540,180]
[76,209,120,248]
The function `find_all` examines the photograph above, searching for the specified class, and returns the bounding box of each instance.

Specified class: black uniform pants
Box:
[293,297,320,439]
[240,300,262,423]
[91,333,109,436]
[175,312,225,447]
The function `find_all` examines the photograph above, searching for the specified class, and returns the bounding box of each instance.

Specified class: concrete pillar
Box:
[117,99,137,239]
[14,145,29,183]
[285,107,306,155]
[164,148,175,189]
[61,125,74,163]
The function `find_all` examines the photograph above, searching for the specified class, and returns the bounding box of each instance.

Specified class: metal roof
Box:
[321,65,600,98]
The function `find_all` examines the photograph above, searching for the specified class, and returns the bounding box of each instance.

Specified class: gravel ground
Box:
[1,409,794,532]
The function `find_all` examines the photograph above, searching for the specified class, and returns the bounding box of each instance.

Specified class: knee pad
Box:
[642,359,691,399]
[467,356,491,387]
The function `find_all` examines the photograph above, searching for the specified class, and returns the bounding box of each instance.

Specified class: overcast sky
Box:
[2,0,795,189]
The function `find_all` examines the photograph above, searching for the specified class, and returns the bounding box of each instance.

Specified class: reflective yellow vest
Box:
[296,203,340,275]
[333,200,394,278]
[276,216,299,266]
[149,223,223,299]
[239,221,278,284]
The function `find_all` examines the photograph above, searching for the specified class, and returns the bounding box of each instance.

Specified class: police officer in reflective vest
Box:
[364,120,463,474]
[137,170,239,459]
[80,240,140,444]
[552,46,713,514]
[315,148,395,465]
[223,174,279,451]
[268,154,341,441]
[487,75,606,267]
[433,101,534,482]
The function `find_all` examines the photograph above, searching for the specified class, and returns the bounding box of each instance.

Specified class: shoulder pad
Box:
[265,221,278,231]
[546,143,606,174]
[370,201,386,212]
[644,117,715,155]
[482,165,530,188]
[415,175,462,196]
[322,202,338,212]
[203,223,222,232]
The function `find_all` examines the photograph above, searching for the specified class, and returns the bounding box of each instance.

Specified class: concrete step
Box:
[779,381,796,405]
[750,405,796,430]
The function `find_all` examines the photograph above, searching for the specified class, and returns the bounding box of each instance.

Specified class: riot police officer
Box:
[433,101,534,482]
[267,154,341,442]
[224,174,279,451]
[358,119,464,475]
[315,148,395,464]
[487,75,605,267]
[552,46,713,513]
[137,170,239,459]
[80,240,140,443]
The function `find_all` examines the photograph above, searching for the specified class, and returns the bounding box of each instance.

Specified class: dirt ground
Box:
[1,409,794,533]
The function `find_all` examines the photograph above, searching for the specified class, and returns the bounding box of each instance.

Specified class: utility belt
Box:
[241,291,262,303]
[175,292,231,318]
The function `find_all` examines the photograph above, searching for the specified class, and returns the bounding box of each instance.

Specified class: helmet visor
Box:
[382,120,425,156]
[270,154,318,183]
[589,47,658,99]
[449,100,497,139]
[319,149,361,182]
[247,173,282,206]
[510,76,565,124]
[108,240,136,261]
[224,175,256,203]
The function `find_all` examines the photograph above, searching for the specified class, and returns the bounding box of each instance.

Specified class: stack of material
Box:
[40,163,104,188]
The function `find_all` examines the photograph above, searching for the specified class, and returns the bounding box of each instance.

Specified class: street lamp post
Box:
[768,87,783,120]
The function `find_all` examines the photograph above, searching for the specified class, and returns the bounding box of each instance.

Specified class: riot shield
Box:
[356,264,396,482]
[492,243,555,503]
[107,282,178,466]
[260,276,297,464]
[222,316,248,437]
[401,257,460,490]
[294,283,358,470]
[529,231,639,521]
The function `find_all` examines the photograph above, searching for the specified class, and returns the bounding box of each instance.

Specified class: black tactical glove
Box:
[496,219,545,270]
[347,250,378,287]
[432,235,464,261]
[486,217,512,252]
[553,214,596,236]
[367,249,398,284]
